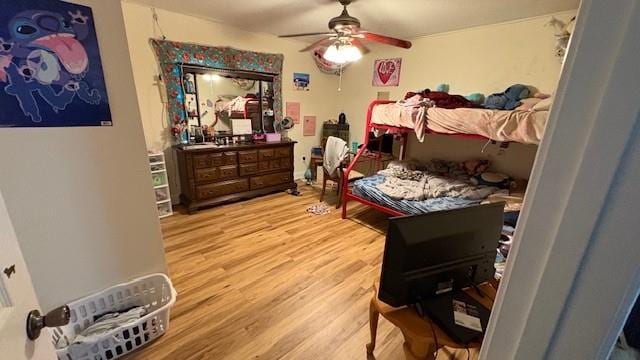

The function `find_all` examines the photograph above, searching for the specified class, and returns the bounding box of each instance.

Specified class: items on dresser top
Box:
[175,141,297,213]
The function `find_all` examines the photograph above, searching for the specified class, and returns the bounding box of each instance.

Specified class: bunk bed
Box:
[340,99,547,219]
[215,96,267,120]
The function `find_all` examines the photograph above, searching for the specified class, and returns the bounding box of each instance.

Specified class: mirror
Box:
[151,39,284,144]
[182,66,275,139]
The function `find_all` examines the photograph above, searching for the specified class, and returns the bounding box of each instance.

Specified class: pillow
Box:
[533,92,551,99]
[532,96,554,111]
[516,98,543,111]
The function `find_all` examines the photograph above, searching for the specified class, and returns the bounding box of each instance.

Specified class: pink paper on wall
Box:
[303,116,316,136]
[286,102,301,124]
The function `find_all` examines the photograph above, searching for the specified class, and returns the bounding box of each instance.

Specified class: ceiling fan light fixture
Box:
[323,42,362,64]
[341,43,362,62]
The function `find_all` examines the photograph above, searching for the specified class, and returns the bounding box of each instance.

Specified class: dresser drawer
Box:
[274,146,291,159]
[222,151,237,165]
[219,165,238,179]
[258,161,270,173]
[209,153,224,166]
[279,157,292,169]
[193,154,211,169]
[258,148,275,161]
[239,163,258,176]
[194,168,219,183]
[197,179,249,200]
[238,150,258,163]
[269,160,281,171]
[250,172,292,190]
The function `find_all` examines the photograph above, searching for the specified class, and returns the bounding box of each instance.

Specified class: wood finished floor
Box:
[126,182,406,360]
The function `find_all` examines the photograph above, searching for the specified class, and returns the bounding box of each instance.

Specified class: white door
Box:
[0,189,56,359]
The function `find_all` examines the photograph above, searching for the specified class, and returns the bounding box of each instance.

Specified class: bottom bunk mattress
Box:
[352,174,479,215]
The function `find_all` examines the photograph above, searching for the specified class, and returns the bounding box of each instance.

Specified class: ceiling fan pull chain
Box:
[338,64,343,91]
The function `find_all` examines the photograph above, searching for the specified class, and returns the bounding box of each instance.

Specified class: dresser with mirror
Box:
[152,40,296,213]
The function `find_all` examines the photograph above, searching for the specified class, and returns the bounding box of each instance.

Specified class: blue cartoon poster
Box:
[0,0,111,127]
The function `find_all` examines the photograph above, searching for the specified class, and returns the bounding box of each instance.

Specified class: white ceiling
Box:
[128,0,579,41]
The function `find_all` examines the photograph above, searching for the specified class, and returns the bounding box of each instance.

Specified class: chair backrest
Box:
[323,136,349,177]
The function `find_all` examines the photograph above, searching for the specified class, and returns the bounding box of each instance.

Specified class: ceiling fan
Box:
[279,0,412,64]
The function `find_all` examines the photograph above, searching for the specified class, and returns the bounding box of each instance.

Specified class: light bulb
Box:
[341,44,362,62]
[323,42,362,64]
[323,43,347,64]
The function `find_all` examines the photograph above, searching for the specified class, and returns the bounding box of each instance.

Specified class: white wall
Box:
[122,2,343,200]
[339,11,575,179]
[0,0,167,311]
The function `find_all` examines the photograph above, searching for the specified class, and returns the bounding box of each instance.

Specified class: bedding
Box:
[352,174,479,215]
[215,96,252,115]
[376,161,499,201]
[370,96,434,141]
[371,105,548,144]
[425,107,548,145]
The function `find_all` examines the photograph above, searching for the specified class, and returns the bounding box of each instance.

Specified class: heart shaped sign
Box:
[377,61,396,84]
[373,58,402,87]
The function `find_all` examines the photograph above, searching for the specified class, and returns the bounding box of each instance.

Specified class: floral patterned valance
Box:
[150,39,284,139]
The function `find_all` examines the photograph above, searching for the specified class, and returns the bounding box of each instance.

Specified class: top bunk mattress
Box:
[371,103,548,144]
[426,107,548,145]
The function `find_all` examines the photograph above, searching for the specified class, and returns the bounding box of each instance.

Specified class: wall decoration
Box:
[372,58,402,87]
[151,39,284,140]
[293,72,310,91]
[286,102,300,124]
[547,16,576,61]
[376,91,390,100]
[0,0,111,127]
[303,115,316,136]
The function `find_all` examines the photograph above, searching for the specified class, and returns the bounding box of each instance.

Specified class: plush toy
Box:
[484,84,531,110]
[436,83,450,93]
[465,93,485,105]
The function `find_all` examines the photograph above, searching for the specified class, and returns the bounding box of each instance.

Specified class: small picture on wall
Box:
[0,0,112,127]
[293,72,310,91]
[303,115,316,136]
[286,102,300,124]
[372,58,402,87]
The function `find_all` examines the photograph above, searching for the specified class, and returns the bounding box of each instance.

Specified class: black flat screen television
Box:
[378,203,504,307]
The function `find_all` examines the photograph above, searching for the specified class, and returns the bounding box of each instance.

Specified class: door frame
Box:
[481,0,640,358]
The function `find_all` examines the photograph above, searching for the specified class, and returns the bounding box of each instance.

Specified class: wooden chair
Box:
[320,160,364,208]
[319,136,364,208]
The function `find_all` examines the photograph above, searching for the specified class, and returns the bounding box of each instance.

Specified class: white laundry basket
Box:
[51,273,177,360]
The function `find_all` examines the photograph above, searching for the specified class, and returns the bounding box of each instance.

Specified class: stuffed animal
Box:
[436,83,450,93]
[465,93,485,105]
[484,84,531,110]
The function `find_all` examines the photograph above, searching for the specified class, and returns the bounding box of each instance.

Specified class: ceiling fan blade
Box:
[359,31,412,49]
[279,32,335,38]
[351,38,370,54]
[300,37,334,52]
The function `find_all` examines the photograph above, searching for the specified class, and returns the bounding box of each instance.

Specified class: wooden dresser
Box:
[175,141,297,213]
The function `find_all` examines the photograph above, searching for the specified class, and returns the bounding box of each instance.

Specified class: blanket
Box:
[370,96,434,141]
[426,107,548,144]
[376,161,497,201]
[405,89,478,109]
